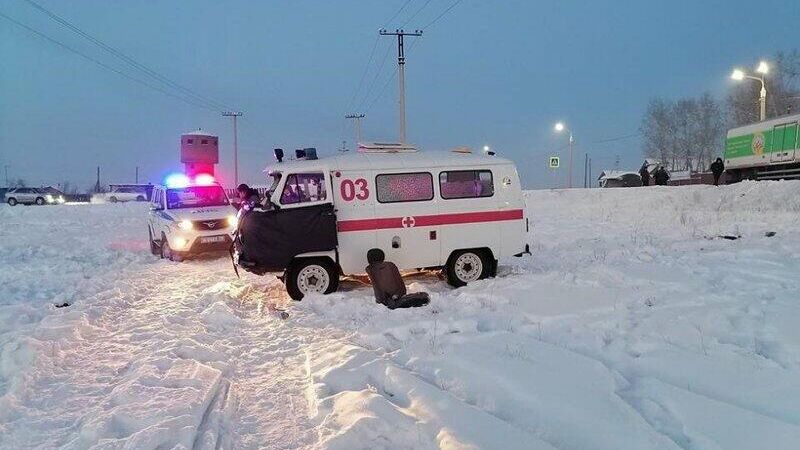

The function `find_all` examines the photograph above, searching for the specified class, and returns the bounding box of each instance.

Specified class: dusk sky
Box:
[1,0,798,189]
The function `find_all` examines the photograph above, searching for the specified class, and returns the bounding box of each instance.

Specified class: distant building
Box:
[181,129,219,177]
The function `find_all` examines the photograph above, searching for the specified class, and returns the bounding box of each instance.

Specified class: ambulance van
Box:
[235,143,529,300]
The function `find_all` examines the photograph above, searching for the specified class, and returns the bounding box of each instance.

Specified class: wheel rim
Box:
[297,264,330,295]
[454,253,483,283]
[36,198,43,205]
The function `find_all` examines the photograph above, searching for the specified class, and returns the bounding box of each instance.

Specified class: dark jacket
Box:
[639,165,650,186]
[365,261,406,304]
[654,168,670,186]
[710,160,725,176]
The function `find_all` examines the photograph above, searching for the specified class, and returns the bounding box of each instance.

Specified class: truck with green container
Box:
[725,113,800,181]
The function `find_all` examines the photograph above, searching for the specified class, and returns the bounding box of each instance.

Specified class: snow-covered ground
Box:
[1,181,800,449]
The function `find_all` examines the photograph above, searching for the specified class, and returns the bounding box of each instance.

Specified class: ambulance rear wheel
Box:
[285,258,339,301]
[446,249,491,288]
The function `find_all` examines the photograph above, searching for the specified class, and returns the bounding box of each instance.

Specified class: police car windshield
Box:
[166,185,228,209]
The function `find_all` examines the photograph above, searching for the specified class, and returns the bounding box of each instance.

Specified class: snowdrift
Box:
[1,181,799,449]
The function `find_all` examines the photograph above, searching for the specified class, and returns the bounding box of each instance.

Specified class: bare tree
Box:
[728,50,800,127]
[641,94,724,171]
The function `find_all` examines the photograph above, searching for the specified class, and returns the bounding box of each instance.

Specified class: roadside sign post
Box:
[549,156,560,188]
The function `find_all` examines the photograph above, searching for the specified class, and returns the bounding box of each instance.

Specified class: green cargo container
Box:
[724,113,800,181]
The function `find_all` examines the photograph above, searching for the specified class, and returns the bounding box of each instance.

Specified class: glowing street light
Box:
[730,61,769,121]
[483,145,490,152]
[554,122,574,188]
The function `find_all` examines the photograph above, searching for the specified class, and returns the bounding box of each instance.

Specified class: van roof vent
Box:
[358,142,418,153]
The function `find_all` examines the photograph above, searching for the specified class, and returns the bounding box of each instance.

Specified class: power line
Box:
[0,11,218,112]
[383,0,415,28]
[421,0,464,30]
[345,35,380,113]
[20,0,232,111]
[401,0,434,27]
[590,132,641,144]
[356,40,394,110]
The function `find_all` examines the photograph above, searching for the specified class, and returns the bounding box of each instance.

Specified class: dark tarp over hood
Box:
[238,203,338,273]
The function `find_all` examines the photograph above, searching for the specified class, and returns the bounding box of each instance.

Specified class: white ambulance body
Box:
[258,145,529,298]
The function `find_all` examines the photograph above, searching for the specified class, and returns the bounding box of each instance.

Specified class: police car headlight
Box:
[45,194,54,202]
[227,215,238,228]
[177,219,193,231]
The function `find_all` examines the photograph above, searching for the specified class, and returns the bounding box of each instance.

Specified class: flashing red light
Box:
[195,174,216,185]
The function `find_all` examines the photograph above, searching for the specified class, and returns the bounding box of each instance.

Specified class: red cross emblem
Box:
[401,216,416,228]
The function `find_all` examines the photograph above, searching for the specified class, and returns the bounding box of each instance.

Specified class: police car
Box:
[236,144,529,300]
[147,174,237,261]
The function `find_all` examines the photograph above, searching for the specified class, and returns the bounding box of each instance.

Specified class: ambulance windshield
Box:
[166,185,229,209]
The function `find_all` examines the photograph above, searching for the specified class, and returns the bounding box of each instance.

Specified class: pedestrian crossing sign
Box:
[549,156,560,169]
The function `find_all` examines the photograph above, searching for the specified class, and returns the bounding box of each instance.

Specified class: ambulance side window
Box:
[439,170,494,199]
[375,172,434,203]
[280,172,327,205]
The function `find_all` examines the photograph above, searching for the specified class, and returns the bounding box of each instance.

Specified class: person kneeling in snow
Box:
[365,249,430,310]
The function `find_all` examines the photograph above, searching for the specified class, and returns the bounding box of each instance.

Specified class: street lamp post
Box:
[731,61,769,121]
[554,122,574,188]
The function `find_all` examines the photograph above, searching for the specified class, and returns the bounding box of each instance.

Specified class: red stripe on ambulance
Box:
[337,209,524,232]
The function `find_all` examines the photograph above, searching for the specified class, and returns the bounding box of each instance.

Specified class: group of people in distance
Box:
[639,157,725,187]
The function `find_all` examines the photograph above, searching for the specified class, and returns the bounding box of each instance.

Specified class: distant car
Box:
[5,188,61,206]
[92,184,151,203]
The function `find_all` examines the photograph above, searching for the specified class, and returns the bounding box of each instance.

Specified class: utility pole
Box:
[222,111,243,185]
[3,165,8,188]
[584,154,588,188]
[345,113,365,144]
[588,157,592,188]
[339,140,348,153]
[379,28,422,144]
[95,166,101,193]
[135,166,139,184]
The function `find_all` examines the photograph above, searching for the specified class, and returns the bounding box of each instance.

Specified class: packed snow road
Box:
[2,181,800,449]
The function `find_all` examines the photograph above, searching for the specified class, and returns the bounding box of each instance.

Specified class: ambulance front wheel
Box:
[446,249,494,288]
[285,258,339,301]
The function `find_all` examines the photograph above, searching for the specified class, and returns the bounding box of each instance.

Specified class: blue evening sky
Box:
[1,0,798,189]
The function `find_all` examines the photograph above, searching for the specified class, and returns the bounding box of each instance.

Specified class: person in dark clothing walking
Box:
[710,158,725,186]
[639,162,651,186]
[365,249,429,309]
[654,166,670,186]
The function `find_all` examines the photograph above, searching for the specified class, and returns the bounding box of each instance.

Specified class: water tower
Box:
[181,129,219,177]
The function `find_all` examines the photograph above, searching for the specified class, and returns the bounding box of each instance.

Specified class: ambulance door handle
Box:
[391,236,401,249]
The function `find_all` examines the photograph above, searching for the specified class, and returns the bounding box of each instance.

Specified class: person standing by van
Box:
[710,158,725,186]
[654,165,670,186]
[236,184,261,210]
[639,162,651,186]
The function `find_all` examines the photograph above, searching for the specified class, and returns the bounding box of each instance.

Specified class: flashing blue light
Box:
[165,173,190,189]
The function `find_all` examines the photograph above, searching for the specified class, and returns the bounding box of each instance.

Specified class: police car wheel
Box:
[286,259,339,301]
[7,198,17,206]
[35,197,45,205]
[148,227,160,255]
[446,250,490,288]
[110,196,118,203]
[160,233,183,262]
